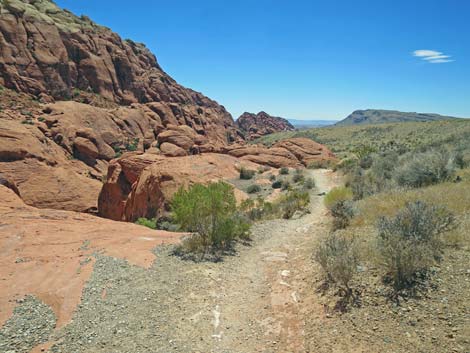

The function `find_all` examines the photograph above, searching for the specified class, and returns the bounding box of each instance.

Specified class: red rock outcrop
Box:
[0,185,183,328]
[0,1,336,216]
[99,153,258,221]
[0,0,242,211]
[236,111,295,140]
[224,137,336,168]
[273,137,337,166]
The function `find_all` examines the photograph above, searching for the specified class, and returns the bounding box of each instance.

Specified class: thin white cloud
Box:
[412,49,454,64]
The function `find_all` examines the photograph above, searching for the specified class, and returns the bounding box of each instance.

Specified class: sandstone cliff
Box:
[0,0,241,211]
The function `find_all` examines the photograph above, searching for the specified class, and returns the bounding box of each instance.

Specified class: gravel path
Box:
[1,170,336,353]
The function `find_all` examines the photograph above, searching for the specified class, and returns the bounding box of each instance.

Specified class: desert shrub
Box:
[125,138,139,152]
[315,232,359,295]
[257,166,270,174]
[135,217,157,229]
[247,184,261,194]
[292,169,305,183]
[454,151,466,169]
[172,182,251,258]
[271,180,282,189]
[276,190,310,219]
[330,200,355,230]
[279,167,289,175]
[377,201,456,291]
[308,159,334,169]
[281,180,291,191]
[240,167,256,180]
[303,177,315,190]
[269,174,276,181]
[241,197,274,221]
[393,150,454,188]
[324,187,353,210]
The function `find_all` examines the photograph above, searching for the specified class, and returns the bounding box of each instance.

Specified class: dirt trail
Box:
[2,169,338,353]
[209,169,337,352]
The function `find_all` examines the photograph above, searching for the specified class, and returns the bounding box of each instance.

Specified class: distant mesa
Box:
[336,109,460,126]
[236,111,294,140]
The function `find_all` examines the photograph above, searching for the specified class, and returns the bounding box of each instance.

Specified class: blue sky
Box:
[55,0,470,120]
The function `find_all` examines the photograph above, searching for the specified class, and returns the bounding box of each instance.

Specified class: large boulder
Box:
[273,138,336,166]
[224,138,336,168]
[99,153,258,221]
[0,118,101,212]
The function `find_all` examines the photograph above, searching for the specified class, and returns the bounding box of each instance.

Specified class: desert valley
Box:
[0,1,469,352]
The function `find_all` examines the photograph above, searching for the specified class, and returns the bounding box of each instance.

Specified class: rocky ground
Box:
[1,169,469,353]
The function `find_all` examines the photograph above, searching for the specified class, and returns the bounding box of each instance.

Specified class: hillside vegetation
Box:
[255,118,470,160]
[336,109,460,126]
[306,117,470,352]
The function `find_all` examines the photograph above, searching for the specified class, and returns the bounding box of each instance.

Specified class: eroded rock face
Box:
[0,1,336,215]
[0,115,102,212]
[236,111,295,140]
[0,0,241,211]
[99,153,257,221]
[0,0,240,141]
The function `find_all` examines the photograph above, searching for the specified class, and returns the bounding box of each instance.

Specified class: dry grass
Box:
[353,180,470,227]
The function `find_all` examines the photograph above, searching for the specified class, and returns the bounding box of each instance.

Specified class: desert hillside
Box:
[336,109,460,126]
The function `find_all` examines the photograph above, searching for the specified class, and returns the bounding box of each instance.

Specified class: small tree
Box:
[172,182,250,258]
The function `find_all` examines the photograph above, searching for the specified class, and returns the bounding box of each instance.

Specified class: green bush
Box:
[125,138,139,152]
[324,187,353,210]
[172,182,251,258]
[303,177,315,190]
[247,184,261,194]
[279,167,289,175]
[393,150,454,188]
[314,232,359,296]
[330,200,355,230]
[135,217,157,229]
[277,190,310,219]
[292,169,305,183]
[271,180,282,189]
[269,174,276,181]
[308,160,334,169]
[281,180,291,191]
[21,119,34,125]
[240,167,256,180]
[377,201,456,291]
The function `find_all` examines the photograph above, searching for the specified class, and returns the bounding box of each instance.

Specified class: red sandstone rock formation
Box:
[0,1,336,216]
[98,153,256,221]
[236,111,295,140]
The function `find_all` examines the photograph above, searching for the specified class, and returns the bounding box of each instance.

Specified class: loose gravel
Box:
[0,295,56,353]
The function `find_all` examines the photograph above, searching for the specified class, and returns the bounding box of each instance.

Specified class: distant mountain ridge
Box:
[288,119,338,129]
[336,109,460,126]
